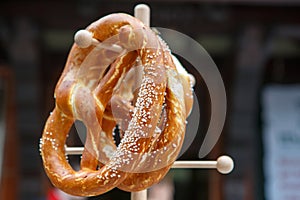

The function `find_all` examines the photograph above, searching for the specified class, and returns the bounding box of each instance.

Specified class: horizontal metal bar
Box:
[65,147,233,173]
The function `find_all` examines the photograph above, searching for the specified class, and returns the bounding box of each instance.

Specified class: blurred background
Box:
[1,0,300,199]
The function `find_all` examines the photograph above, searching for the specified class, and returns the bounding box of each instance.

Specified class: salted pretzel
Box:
[40,13,194,196]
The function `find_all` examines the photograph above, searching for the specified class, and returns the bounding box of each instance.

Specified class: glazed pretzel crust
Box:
[40,13,193,196]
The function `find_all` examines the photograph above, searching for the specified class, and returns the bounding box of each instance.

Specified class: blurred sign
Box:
[262,85,300,200]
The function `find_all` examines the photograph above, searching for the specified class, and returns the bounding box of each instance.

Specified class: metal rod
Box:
[64,147,233,172]
[171,160,217,169]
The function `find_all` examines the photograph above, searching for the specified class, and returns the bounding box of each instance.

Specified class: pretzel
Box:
[40,13,194,196]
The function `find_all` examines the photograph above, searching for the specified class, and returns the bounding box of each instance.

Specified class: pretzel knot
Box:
[40,13,194,197]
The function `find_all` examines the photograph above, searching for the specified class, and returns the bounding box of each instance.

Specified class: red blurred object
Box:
[47,188,59,200]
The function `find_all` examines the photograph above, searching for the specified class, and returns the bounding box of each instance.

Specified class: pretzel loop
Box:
[40,13,193,196]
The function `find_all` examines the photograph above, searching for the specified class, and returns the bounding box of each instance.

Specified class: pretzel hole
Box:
[73,120,87,146]
[112,125,122,145]
[66,155,81,171]
[65,122,86,170]
[102,64,111,77]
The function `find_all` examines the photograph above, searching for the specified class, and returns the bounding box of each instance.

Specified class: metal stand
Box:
[70,3,234,200]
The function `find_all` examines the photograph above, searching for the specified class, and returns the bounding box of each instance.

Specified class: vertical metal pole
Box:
[134,4,150,27]
[131,4,151,200]
[131,190,147,200]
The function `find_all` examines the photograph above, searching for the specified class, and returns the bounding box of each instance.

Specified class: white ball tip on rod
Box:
[134,4,150,27]
[74,29,123,53]
[74,29,101,48]
[74,30,94,48]
[216,155,234,174]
